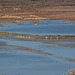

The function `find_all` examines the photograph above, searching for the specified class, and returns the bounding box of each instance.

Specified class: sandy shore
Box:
[0,6,75,21]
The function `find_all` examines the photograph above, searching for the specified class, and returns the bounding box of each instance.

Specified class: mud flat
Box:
[0,31,75,39]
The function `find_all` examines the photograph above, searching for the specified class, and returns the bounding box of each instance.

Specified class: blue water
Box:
[0,20,75,75]
[0,20,75,35]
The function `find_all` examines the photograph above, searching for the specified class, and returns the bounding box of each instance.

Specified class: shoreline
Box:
[0,6,75,21]
[0,31,75,39]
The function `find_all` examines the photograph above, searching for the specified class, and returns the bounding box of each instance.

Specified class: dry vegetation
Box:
[0,0,75,7]
[0,0,75,20]
[0,6,75,20]
[64,68,75,75]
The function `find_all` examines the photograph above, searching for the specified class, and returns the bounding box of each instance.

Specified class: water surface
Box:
[0,20,75,75]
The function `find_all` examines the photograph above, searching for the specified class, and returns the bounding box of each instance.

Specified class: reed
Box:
[63,68,75,75]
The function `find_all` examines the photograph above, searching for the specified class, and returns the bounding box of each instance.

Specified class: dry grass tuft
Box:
[63,68,75,75]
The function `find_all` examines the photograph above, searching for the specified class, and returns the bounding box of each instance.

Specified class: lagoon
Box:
[0,20,75,75]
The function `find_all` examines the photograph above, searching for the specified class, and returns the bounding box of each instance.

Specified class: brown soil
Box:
[0,6,75,20]
[12,45,53,55]
[42,40,75,49]
[0,0,75,7]
[0,31,75,39]
[61,56,75,62]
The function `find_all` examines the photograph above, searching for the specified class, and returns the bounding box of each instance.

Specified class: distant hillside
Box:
[0,0,75,7]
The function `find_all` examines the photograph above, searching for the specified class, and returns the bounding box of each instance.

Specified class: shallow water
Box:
[0,20,75,35]
[0,20,75,75]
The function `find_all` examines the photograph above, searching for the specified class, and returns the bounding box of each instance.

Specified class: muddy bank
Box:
[0,6,75,20]
[12,45,53,55]
[60,56,75,62]
[0,31,75,39]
